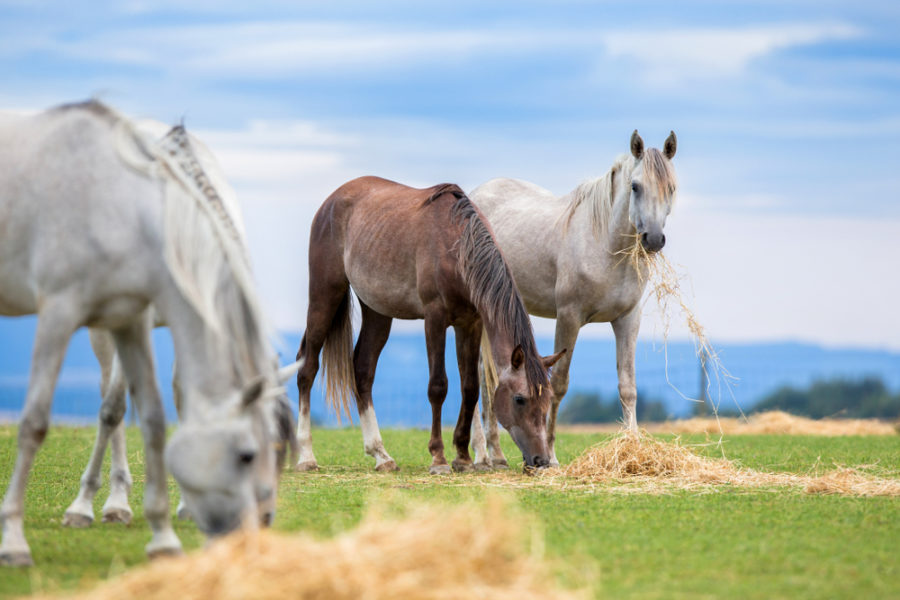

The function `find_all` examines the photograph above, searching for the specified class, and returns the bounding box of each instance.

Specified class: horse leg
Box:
[295,275,351,471]
[170,361,191,520]
[424,308,450,475]
[546,310,582,467]
[451,323,481,473]
[611,305,641,432]
[470,394,490,470]
[110,316,182,559]
[353,303,397,471]
[1,301,79,566]
[63,329,133,527]
[480,369,508,469]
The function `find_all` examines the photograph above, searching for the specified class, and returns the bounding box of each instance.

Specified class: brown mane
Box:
[448,191,548,402]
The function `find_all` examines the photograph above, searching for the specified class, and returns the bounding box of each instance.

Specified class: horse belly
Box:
[345,256,424,319]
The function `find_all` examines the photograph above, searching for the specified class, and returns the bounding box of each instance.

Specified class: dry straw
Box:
[548,430,900,497]
[615,233,737,421]
[661,410,898,436]
[28,498,583,600]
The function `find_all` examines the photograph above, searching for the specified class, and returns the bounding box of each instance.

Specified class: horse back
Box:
[310,176,465,319]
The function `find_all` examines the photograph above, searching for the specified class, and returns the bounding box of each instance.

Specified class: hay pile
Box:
[663,411,897,436]
[30,499,581,600]
[550,430,900,496]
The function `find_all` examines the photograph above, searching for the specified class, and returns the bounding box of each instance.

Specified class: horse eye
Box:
[238,450,256,465]
[514,394,526,407]
[631,182,640,193]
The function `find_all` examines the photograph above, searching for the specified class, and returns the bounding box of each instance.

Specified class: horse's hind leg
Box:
[450,322,481,473]
[111,315,181,559]
[480,372,509,469]
[611,305,641,433]
[295,268,351,471]
[424,307,450,475]
[64,329,132,527]
[353,302,397,472]
[1,300,80,566]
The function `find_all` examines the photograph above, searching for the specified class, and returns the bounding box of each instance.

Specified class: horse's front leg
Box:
[546,309,582,467]
[451,322,481,473]
[611,304,641,432]
[111,316,182,559]
[424,307,450,475]
[1,300,80,566]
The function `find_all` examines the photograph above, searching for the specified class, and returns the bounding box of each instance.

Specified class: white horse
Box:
[61,121,255,528]
[471,131,678,467]
[0,101,293,566]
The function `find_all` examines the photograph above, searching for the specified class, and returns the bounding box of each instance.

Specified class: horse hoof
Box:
[62,511,94,528]
[491,459,510,470]
[147,546,183,561]
[295,460,319,472]
[176,506,192,521]
[473,461,493,472]
[102,507,133,525]
[0,551,33,568]
[375,460,399,472]
[452,460,475,473]
[429,464,451,475]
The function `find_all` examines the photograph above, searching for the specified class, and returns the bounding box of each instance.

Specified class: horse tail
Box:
[321,289,357,422]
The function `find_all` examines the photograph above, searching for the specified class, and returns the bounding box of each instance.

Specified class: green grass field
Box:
[1,425,898,599]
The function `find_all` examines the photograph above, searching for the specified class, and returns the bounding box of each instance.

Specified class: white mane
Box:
[564,154,635,240]
[112,110,273,384]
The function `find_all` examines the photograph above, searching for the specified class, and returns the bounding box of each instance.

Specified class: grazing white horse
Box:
[0,101,292,566]
[61,121,251,528]
[471,131,678,467]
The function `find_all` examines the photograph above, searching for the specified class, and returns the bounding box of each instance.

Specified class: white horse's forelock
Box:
[113,114,273,384]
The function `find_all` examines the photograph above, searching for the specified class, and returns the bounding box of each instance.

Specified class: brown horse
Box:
[294,176,563,474]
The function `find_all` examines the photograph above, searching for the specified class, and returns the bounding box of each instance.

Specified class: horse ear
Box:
[630,130,644,159]
[663,131,677,159]
[241,376,266,408]
[542,348,567,369]
[510,345,525,370]
[277,359,304,384]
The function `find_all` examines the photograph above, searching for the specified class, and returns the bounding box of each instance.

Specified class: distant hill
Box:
[1,317,899,426]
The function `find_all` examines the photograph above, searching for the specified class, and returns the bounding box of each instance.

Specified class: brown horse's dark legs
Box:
[353,303,397,471]
[295,277,350,471]
[423,308,449,474]
[451,322,481,472]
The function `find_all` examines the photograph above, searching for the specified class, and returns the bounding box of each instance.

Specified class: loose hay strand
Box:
[29,498,583,600]
[615,232,740,427]
[662,411,898,436]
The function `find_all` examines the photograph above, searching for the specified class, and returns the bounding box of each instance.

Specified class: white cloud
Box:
[18,20,862,84]
[602,23,861,85]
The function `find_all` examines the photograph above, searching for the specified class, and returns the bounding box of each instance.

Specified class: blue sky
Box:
[2,1,899,349]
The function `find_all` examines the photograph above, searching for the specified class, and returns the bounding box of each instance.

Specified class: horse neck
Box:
[156,287,240,412]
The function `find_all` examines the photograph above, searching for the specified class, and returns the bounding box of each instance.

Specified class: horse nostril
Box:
[533,455,549,468]
[641,232,648,244]
[659,234,666,248]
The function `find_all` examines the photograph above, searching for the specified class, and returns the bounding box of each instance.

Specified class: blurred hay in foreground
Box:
[548,430,900,497]
[28,498,582,600]
[661,411,897,436]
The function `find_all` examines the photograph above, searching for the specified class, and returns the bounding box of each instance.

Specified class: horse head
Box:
[628,130,677,253]
[491,347,565,470]
[164,361,300,537]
